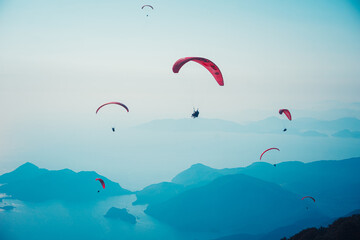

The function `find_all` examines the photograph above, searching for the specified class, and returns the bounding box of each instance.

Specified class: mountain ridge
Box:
[0,162,132,202]
[145,173,324,234]
[134,117,360,135]
[136,157,360,219]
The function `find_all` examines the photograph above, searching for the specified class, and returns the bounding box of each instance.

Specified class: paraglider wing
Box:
[260,148,280,160]
[96,102,129,114]
[279,109,292,121]
[96,178,105,189]
[172,57,224,86]
[141,5,154,9]
[302,196,315,202]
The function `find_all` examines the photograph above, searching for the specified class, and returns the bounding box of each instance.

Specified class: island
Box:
[104,207,136,224]
[0,205,15,211]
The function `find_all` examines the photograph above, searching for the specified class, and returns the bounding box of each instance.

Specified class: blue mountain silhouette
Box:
[133,181,185,205]
[332,129,360,138]
[145,173,323,234]
[169,157,360,217]
[0,162,131,202]
[135,117,360,136]
[135,157,360,237]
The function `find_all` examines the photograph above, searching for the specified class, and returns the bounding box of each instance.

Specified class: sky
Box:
[1,0,360,189]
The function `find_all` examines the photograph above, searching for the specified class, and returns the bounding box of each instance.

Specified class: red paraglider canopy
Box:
[279,109,292,121]
[96,102,129,114]
[302,196,315,202]
[96,178,105,189]
[172,57,224,86]
[260,148,280,160]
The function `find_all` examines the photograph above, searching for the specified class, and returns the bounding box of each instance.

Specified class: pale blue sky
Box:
[1,0,360,189]
[1,0,360,123]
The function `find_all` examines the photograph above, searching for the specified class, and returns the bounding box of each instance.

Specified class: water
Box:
[0,195,220,240]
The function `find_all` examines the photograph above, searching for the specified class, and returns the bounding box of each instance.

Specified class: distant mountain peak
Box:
[16,162,40,171]
[20,162,38,167]
[189,163,212,169]
[172,163,222,186]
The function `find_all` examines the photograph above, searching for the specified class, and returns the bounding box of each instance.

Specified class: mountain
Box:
[169,158,360,217]
[135,117,360,136]
[214,217,330,240]
[214,210,360,240]
[134,163,228,206]
[287,117,360,133]
[285,214,360,240]
[299,130,327,137]
[145,173,320,235]
[344,209,360,217]
[0,162,48,183]
[172,163,224,187]
[0,162,131,202]
[135,158,360,216]
[133,182,185,205]
[332,129,360,138]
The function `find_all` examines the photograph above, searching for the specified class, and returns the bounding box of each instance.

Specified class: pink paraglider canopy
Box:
[302,196,315,202]
[96,178,105,189]
[172,57,224,86]
[279,109,292,121]
[260,148,280,160]
[96,102,129,114]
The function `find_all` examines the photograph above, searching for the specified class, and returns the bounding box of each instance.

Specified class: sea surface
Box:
[0,194,220,240]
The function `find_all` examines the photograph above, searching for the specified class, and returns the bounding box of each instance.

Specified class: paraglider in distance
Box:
[279,109,291,121]
[96,178,105,189]
[302,196,315,210]
[96,102,129,114]
[141,5,153,17]
[192,108,199,119]
[172,57,224,86]
[279,109,291,132]
[141,5,154,9]
[260,148,280,160]
[260,148,280,166]
[96,102,129,132]
[302,196,315,202]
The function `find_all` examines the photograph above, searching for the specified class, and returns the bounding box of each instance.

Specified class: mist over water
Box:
[2,123,360,190]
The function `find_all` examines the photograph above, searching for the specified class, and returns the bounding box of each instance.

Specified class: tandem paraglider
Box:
[191,108,199,119]
[172,57,224,86]
[173,57,224,118]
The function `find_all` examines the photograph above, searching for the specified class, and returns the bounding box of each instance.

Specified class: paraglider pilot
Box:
[112,127,115,132]
[192,108,199,119]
